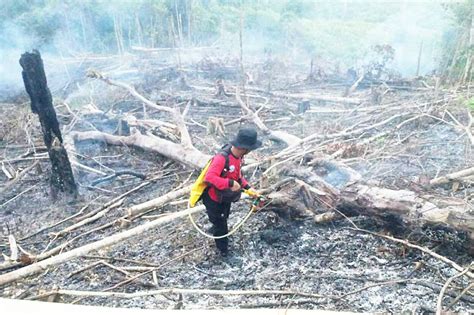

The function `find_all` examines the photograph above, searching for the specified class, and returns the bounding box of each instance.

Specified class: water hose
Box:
[188,193,268,239]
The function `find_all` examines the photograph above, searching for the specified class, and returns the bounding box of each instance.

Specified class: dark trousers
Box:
[202,191,231,253]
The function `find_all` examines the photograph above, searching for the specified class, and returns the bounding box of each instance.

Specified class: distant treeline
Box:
[0,0,471,80]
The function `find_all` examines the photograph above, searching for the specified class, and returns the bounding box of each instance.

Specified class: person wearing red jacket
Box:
[203,127,262,256]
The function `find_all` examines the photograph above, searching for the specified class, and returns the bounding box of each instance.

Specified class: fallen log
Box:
[87,70,193,148]
[271,91,362,105]
[71,131,209,169]
[91,171,146,187]
[0,206,205,287]
[235,88,300,146]
[430,166,474,186]
[127,185,191,218]
[279,112,413,155]
[341,184,474,239]
[33,287,326,300]
[267,166,474,248]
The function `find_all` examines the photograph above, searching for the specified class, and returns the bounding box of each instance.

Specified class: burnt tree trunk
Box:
[19,50,77,198]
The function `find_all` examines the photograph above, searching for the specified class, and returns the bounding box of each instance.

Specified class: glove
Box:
[243,188,260,199]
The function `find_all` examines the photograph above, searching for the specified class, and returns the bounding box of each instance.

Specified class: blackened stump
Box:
[20,50,62,148]
[49,144,77,198]
[20,50,77,199]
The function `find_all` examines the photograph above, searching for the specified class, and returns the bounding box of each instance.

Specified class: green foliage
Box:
[292,19,375,61]
[440,0,473,82]
[0,0,453,72]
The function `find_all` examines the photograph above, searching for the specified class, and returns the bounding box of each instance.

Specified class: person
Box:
[202,127,262,256]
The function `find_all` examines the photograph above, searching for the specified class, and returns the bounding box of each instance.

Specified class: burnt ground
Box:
[0,54,473,313]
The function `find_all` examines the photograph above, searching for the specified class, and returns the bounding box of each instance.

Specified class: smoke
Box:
[0,22,36,94]
[232,1,450,76]
[0,0,458,100]
[0,18,83,100]
[362,2,449,76]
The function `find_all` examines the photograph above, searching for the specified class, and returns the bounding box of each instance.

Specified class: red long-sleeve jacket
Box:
[204,151,249,203]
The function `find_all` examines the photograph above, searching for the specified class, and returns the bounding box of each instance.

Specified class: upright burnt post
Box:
[20,50,77,199]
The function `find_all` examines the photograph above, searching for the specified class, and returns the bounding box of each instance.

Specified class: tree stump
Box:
[215,79,230,97]
[20,50,77,199]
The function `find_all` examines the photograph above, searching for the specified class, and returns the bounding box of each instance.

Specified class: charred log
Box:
[19,50,77,198]
[20,50,62,148]
[266,163,474,252]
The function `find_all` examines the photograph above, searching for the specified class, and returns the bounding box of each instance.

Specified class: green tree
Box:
[441,0,474,84]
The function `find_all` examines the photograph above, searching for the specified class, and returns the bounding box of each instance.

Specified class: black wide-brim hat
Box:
[230,127,262,150]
